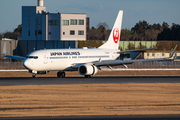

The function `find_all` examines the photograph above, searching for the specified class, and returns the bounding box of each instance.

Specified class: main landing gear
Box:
[85,75,92,78]
[57,71,66,78]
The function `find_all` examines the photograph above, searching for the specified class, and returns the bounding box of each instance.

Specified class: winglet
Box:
[169,44,178,58]
[3,42,7,56]
[165,44,178,60]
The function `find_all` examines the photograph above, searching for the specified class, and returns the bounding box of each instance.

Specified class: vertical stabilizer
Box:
[99,10,123,49]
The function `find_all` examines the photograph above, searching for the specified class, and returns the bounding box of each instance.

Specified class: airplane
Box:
[3,10,178,78]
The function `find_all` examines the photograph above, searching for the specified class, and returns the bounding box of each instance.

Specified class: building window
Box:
[35,20,37,26]
[162,53,164,56]
[62,20,69,25]
[147,53,149,56]
[38,30,42,35]
[28,10,30,16]
[55,20,59,25]
[28,20,30,26]
[38,20,41,25]
[78,20,84,25]
[49,20,59,25]
[70,30,75,35]
[78,30,84,35]
[63,32,65,35]
[28,30,30,36]
[49,20,53,25]
[70,19,77,25]
[35,30,37,36]
[152,53,155,56]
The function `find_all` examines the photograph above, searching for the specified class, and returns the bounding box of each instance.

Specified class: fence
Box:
[0,61,25,70]
[0,60,180,71]
[0,40,77,58]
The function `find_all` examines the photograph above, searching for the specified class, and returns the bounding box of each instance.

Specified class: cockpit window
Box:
[26,56,38,59]
[34,56,38,59]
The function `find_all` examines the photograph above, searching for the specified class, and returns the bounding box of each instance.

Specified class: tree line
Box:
[0,24,22,40]
[1,21,179,41]
[89,20,180,41]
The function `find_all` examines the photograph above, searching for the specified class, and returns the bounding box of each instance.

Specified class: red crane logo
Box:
[113,28,119,43]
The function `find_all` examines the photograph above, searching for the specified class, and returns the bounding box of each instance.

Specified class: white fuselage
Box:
[23,48,120,72]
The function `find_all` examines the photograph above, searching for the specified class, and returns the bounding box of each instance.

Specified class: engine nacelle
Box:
[78,64,98,75]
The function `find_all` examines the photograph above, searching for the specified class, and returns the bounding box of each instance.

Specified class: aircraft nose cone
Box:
[23,60,31,70]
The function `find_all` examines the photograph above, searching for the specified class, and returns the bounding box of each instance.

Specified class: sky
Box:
[0,0,180,33]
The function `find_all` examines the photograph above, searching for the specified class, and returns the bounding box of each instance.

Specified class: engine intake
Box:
[78,64,98,75]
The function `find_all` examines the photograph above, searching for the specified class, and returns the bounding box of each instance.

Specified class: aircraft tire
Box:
[32,74,37,78]
[57,72,61,77]
[57,71,66,78]
[61,72,66,78]
[85,75,92,78]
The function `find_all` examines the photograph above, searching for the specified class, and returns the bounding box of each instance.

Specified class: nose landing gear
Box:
[57,71,66,78]
[85,75,92,78]
[32,74,37,78]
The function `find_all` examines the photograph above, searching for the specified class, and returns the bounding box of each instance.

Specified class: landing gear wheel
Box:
[85,75,92,78]
[32,74,37,78]
[57,72,61,77]
[57,71,66,78]
[61,72,65,78]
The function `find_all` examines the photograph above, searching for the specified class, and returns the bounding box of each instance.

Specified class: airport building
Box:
[22,0,88,41]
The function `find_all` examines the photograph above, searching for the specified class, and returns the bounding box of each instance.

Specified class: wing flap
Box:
[118,48,156,54]
[93,58,165,67]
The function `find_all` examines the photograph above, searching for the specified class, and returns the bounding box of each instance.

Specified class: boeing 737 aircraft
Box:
[3,10,177,78]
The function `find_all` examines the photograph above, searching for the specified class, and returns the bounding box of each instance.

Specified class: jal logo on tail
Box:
[113,28,119,43]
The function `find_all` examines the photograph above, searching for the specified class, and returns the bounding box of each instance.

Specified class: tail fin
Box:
[99,10,123,49]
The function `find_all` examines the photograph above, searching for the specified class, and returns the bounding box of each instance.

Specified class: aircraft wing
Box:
[3,42,26,61]
[94,45,178,67]
[70,45,177,69]
[70,57,169,70]
[4,54,26,61]
[93,58,166,67]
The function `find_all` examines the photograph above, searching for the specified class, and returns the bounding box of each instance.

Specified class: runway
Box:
[1,115,180,120]
[0,76,180,86]
[1,76,180,120]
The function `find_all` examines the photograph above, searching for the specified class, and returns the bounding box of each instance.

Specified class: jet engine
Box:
[78,64,98,75]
